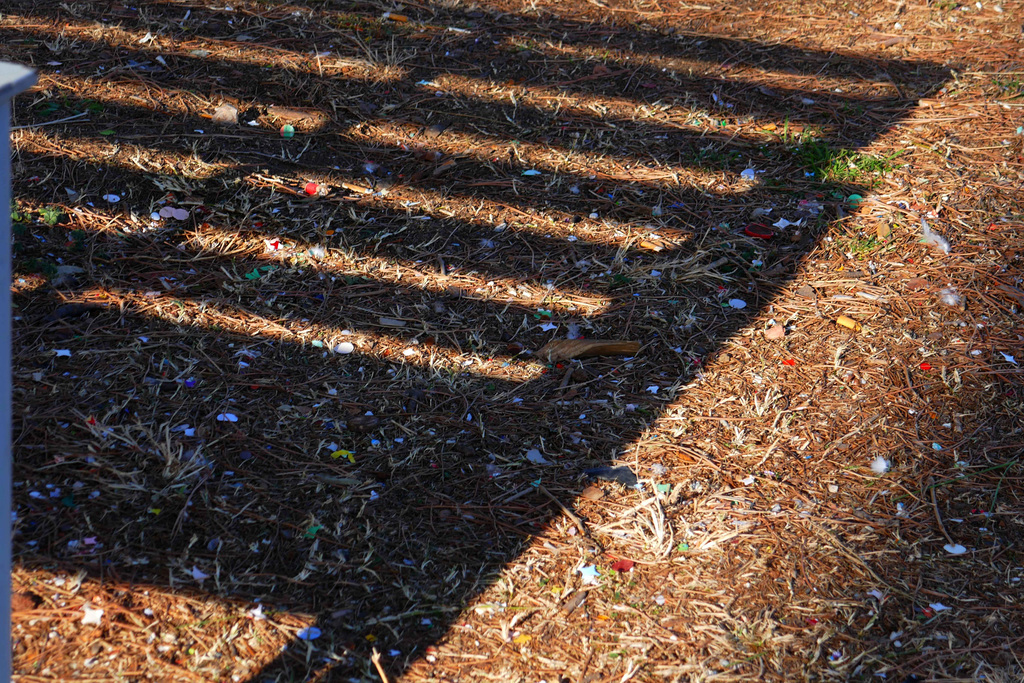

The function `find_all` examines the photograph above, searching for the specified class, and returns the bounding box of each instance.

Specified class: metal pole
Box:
[0,61,37,683]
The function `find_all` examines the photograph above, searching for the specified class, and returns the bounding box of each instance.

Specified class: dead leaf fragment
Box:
[580,485,603,501]
[347,415,380,433]
[212,102,238,125]
[765,324,785,340]
[906,277,931,290]
[795,285,816,299]
[538,339,640,363]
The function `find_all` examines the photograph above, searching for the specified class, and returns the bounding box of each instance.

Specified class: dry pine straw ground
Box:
[4,0,1024,681]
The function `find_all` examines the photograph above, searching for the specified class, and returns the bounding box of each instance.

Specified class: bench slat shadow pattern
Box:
[5,1,948,680]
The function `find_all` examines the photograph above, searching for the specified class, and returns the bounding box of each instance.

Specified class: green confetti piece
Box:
[99,129,115,136]
[677,542,689,553]
[304,525,323,539]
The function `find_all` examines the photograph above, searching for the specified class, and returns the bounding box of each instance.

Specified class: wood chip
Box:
[537,339,640,363]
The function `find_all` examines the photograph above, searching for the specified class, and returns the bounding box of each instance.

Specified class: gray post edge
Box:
[0,61,37,682]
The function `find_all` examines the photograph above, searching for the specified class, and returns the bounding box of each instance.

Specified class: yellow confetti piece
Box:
[365,634,377,642]
[148,508,161,515]
[513,634,532,645]
[331,449,355,462]
[597,614,611,621]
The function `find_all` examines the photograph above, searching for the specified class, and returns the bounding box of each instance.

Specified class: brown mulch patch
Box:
[5,0,1023,681]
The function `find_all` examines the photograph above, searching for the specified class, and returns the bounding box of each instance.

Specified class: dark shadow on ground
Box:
[5,1,950,680]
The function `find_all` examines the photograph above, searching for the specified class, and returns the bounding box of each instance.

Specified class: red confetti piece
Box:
[611,559,635,573]
[304,182,319,196]
[782,359,796,366]
[742,223,774,239]
[920,362,932,371]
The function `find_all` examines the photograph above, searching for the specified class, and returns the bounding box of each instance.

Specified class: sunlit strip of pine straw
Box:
[185,223,612,316]
[11,566,302,682]
[2,12,411,87]
[15,127,230,181]
[85,287,547,383]
[349,114,724,187]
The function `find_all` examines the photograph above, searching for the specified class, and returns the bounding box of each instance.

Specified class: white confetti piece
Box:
[646,385,660,394]
[216,413,238,422]
[102,193,121,203]
[525,448,550,465]
[578,565,600,584]
[539,322,558,331]
[334,342,354,354]
[1001,352,1017,365]
[741,476,755,486]
[929,602,950,612]
[54,349,72,358]
[521,169,541,176]
[81,605,104,625]
[740,168,755,181]
[727,298,747,309]
[944,543,967,555]
[191,566,210,582]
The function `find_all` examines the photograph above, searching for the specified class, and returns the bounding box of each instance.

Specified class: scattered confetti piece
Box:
[870,456,890,475]
[578,565,600,584]
[81,605,104,625]
[191,566,210,582]
[525,448,550,465]
[611,559,635,573]
[297,626,321,640]
[216,413,238,422]
[944,544,967,555]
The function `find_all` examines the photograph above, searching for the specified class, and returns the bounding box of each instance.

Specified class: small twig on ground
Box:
[371,648,391,683]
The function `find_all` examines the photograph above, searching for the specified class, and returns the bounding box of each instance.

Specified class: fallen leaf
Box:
[765,324,785,340]
[347,415,380,433]
[906,277,931,290]
[580,485,603,501]
[212,102,238,124]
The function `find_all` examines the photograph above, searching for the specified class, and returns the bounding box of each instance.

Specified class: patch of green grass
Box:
[992,77,1024,99]
[843,234,879,257]
[795,140,901,185]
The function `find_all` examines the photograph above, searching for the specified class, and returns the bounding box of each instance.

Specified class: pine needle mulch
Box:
[4,0,1023,680]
